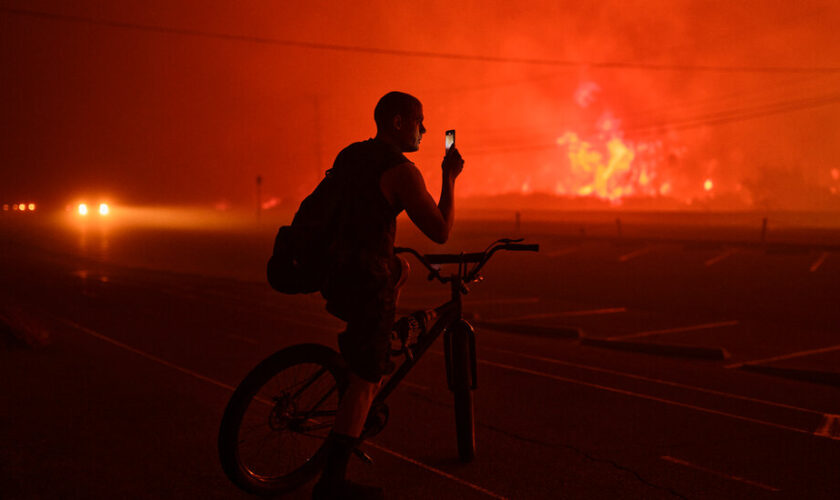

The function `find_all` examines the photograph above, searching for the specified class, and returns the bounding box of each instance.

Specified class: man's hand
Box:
[442,146,464,181]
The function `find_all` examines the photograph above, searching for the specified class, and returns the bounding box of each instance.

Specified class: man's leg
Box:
[314,373,384,499]
[334,372,380,438]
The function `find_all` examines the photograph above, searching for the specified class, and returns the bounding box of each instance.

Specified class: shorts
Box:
[322,255,408,383]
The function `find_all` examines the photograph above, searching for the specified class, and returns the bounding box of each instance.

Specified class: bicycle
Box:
[218,238,539,496]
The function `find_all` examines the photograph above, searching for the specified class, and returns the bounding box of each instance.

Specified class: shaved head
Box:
[374,91,421,131]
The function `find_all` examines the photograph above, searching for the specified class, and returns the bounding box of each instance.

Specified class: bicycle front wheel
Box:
[218,343,348,496]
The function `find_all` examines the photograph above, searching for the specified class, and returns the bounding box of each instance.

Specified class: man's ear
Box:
[393,115,403,131]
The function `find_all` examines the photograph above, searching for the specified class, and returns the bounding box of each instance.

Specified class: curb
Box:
[738,364,840,389]
[581,337,729,360]
[474,321,581,339]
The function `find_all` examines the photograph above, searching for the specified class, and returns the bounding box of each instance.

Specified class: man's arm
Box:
[382,149,463,244]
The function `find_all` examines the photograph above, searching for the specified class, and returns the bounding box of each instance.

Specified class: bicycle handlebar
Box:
[395,239,539,285]
[503,243,539,252]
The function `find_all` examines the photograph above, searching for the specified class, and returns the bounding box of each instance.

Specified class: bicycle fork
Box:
[443,319,478,391]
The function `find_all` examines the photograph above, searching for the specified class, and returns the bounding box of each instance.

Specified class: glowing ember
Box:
[261,197,281,210]
[704,179,714,191]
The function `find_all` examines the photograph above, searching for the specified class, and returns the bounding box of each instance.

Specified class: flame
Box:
[556,117,663,204]
[549,84,674,205]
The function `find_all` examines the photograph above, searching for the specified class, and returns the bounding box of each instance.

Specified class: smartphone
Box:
[445,129,455,151]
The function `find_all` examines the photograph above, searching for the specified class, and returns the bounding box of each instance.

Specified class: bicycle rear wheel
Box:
[218,343,348,496]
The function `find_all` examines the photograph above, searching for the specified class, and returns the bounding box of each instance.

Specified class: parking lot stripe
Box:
[726,343,840,369]
[64,319,507,499]
[64,319,237,392]
[365,441,509,499]
[484,347,827,415]
[705,248,739,267]
[810,251,830,272]
[478,358,814,436]
[608,320,739,341]
[493,307,626,322]
[660,456,780,492]
[619,246,655,262]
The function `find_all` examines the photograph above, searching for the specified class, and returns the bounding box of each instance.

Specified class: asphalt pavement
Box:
[2,213,840,499]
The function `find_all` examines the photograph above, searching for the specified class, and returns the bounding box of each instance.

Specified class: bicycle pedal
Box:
[352,447,375,464]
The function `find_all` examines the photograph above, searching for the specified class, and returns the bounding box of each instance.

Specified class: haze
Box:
[2,0,839,211]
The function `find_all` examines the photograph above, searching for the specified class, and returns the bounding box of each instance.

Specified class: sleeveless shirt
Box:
[321,138,407,314]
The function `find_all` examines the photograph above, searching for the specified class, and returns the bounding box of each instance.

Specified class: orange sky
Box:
[2,0,839,211]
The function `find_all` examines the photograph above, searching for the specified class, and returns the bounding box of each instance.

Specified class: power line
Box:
[469,92,840,155]
[3,6,840,75]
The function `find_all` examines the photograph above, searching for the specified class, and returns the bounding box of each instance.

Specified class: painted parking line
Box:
[618,246,655,262]
[608,320,739,341]
[726,343,840,369]
[476,357,816,437]
[705,248,739,267]
[660,456,780,492]
[64,319,237,392]
[365,442,508,500]
[483,347,828,415]
[810,251,830,272]
[62,319,507,499]
[492,307,626,323]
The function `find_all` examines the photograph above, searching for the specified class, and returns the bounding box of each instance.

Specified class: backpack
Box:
[266,170,346,294]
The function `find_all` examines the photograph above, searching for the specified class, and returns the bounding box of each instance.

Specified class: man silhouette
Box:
[312,91,464,499]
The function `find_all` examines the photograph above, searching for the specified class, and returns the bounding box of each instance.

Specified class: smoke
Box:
[2,0,839,211]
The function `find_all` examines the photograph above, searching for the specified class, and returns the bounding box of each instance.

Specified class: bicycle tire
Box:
[218,343,348,496]
[448,325,476,462]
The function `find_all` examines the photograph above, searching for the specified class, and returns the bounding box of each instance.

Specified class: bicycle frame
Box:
[376,239,538,404]
[374,276,464,404]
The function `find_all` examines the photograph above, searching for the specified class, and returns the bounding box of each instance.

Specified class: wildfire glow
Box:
[556,126,661,203]
[551,83,672,205]
[78,203,88,215]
